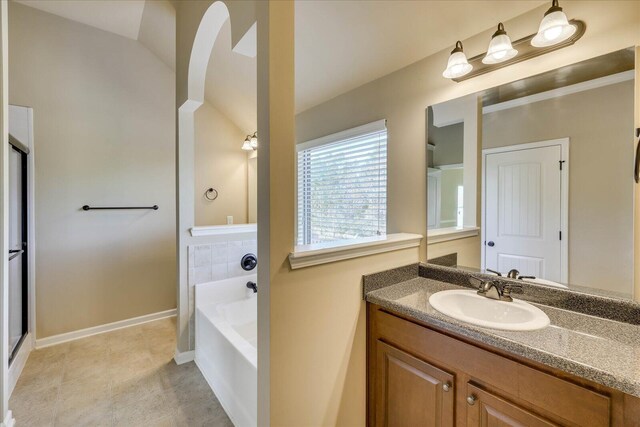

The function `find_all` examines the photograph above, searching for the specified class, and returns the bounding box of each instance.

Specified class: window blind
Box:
[297,121,387,245]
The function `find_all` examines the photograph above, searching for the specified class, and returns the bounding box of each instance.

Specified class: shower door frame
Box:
[8,138,28,365]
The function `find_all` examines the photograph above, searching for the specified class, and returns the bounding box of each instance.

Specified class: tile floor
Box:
[10,317,233,426]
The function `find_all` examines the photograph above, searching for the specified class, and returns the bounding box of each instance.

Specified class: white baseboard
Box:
[2,410,15,427]
[35,309,177,349]
[8,333,33,397]
[174,349,195,365]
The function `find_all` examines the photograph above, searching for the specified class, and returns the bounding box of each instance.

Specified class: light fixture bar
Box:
[452,19,585,83]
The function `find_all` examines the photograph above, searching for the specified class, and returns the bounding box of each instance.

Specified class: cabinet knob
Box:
[466,394,477,406]
[442,382,452,392]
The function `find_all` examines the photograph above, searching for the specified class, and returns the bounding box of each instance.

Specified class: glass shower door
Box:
[8,144,28,362]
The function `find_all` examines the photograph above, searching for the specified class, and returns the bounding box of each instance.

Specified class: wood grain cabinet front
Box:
[375,340,455,427]
[465,383,559,427]
[367,303,640,427]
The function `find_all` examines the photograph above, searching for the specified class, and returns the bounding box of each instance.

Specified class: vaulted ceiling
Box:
[13,0,549,133]
[14,0,175,70]
[295,0,546,112]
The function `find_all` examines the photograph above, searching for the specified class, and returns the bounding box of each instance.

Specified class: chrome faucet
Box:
[471,277,524,302]
[506,269,519,279]
[488,268,536,281]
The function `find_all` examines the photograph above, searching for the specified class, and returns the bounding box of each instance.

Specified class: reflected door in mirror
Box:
[484,142,564,281]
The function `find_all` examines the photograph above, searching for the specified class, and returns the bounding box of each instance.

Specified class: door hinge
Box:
[559,160,566,171]
[559,231,562,241]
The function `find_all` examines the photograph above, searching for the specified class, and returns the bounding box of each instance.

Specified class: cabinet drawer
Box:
[514,364,610,427]
[466,383,559,427]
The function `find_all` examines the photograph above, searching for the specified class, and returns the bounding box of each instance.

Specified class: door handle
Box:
[487,241,495,247]
[635,128,640,183]
[8,249,24,261]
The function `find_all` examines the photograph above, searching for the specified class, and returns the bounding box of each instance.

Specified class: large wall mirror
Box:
[427,47,636,299]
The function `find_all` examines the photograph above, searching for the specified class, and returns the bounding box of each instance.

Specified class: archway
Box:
[176,1,231,357]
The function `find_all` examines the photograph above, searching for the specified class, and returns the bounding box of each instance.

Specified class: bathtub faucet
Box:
[246,281,258,293]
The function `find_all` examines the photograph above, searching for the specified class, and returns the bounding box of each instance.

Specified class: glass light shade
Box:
[531,10,576,47]
[482,33,518,64]
[443,51,472,79]
[242,137,253,151]
[250,132,258,149]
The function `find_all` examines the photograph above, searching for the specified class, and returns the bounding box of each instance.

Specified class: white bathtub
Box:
[195,275,257,427]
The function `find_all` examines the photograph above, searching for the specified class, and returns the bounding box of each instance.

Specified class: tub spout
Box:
[246,281,258,293]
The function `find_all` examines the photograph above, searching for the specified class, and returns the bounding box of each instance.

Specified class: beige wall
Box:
[9,2,176,338]
[484,80,634,294]
[439,168,463,228]
[428,110,464,167]
[293,1,640,424]
[194,101,249,226]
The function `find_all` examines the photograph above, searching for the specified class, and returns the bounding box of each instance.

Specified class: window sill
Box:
[427,226,479,244]
[288,233,423,270]
[190,223,257,237]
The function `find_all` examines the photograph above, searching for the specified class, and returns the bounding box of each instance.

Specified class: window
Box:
[297,120,387,245]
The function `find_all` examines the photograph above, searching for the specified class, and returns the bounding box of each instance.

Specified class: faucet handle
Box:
[486,268,502,277]
[469,275,487,290]
[502,283,524,295]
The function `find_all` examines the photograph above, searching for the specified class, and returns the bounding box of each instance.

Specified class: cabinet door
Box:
[375,340,454,427]
[466,383,559,427]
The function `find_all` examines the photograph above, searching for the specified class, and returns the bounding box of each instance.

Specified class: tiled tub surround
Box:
[188,239,257,286]
[186,232,257,349]
[363,263,640,398]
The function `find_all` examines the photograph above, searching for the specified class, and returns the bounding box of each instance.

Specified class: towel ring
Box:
[205,188,219,201]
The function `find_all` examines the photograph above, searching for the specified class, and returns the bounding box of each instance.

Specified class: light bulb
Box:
[242,136,253,151]
[532,1,576,47]
[482,24,518,65]
[543,26,563,41]
[442,41,472,79]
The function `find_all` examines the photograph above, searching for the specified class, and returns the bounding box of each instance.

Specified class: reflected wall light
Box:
[242,135,253,151]
[242,132,258,151]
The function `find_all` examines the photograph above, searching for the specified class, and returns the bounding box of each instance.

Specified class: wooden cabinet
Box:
[466,383,558,427]
[367,303,640,427]
[375,340,454,427]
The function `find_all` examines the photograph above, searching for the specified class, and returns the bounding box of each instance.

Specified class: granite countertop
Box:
[365,269,640,398]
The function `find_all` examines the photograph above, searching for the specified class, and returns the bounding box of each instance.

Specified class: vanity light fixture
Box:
[443,15,585,82]
[482,23,518,64]
[531,0,577,47]
[442,41,473,79]
[242,132,258,151]
[241,135,253,151]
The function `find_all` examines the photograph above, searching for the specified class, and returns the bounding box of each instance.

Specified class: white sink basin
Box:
[428,290,550,331]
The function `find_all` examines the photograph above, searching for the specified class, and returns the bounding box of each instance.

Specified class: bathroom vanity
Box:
[365,264,640,426]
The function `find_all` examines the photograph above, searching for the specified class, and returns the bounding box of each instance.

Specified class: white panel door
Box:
[485,145,562,280]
